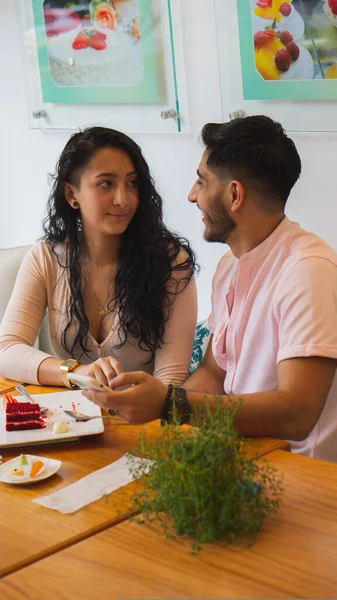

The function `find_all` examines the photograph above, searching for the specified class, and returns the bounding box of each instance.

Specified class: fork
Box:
[64,409,125,422]
[15,385,48,415]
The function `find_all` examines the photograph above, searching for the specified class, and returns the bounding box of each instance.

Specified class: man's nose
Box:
[188,182,198,204]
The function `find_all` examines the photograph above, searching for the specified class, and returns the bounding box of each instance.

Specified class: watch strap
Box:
[60,360,78,389]
[161,384,191,426]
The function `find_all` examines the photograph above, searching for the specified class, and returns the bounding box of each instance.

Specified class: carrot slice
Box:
[3,394,17,404]
[29,460,44,478]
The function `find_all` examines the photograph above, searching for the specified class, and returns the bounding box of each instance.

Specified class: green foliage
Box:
[127,399,283,553]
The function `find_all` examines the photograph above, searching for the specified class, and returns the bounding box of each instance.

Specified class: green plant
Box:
[127,399,283,553]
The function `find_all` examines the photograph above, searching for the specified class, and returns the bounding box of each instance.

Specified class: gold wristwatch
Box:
[60,359,79,388]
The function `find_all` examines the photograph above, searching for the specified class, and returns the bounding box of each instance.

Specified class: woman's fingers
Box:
[81,389,94,402]
[86,357,124,387]
[109,371,146,389]
[81,388,121,416]
[89,365,109,386]
[81,389,110,411]
[109,357,123,375]
[82,372,167,424]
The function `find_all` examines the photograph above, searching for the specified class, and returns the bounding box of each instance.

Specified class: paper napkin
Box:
[34,454,152,514]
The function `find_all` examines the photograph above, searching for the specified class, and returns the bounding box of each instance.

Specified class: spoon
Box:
[15,385,48,416]
[64,409,125,422]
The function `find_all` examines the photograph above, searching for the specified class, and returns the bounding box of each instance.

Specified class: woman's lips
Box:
[107,213,130,218]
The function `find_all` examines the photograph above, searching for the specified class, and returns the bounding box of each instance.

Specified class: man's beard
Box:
[202,194,235,244]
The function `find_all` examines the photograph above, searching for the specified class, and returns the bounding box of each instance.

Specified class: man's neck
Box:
[228,213,286,258]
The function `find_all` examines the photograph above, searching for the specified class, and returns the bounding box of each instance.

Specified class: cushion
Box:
[0,245,52,354]
[189,319,211,374]
[0,245,31,323]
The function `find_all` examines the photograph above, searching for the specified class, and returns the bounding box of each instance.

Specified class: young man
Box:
[83,115,337,462]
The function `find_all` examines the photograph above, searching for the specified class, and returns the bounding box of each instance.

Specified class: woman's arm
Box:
[153,256,198,385]
[0,244,55,384]
[0,244,126,387]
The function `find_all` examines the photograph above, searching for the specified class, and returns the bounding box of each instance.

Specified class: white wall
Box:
[1,1,337,321]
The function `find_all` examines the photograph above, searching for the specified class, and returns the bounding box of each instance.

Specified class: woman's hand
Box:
[81,371,168,424]
[73,356,124,387]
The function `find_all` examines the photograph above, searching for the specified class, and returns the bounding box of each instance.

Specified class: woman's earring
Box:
[73,201,80,209]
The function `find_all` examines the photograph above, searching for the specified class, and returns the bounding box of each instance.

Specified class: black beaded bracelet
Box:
[161,384,191,426]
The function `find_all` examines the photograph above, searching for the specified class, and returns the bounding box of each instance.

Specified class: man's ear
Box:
[228,180,244,214]
[65,182,80,209]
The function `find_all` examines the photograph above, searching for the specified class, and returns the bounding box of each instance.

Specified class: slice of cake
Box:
[4,395,45,432]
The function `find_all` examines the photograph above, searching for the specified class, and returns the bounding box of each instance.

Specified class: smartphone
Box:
[67,373,112,393]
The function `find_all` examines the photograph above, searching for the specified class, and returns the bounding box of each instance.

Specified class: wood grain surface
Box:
[1,450,337,599]
[0,380,289,580]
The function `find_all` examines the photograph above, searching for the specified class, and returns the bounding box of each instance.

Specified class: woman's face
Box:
[66,147,139,237]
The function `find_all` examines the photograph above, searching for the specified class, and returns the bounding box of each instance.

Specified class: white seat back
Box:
[0,245,52,353]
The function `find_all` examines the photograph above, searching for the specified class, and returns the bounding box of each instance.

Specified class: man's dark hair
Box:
[201,115,301,208]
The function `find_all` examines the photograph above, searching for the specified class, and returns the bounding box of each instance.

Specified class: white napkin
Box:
[34,454,152,514]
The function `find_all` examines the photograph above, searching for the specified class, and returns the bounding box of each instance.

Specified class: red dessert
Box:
[4,395,45,432]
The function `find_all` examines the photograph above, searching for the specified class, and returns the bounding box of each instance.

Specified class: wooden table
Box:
[0,381,289,580]
[1,450,337,600]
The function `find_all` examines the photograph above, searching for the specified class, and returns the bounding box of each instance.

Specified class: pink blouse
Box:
[0,242,197,385]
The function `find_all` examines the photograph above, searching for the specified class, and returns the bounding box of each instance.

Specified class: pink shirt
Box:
[209,217,337,462]
[0,242,197,386]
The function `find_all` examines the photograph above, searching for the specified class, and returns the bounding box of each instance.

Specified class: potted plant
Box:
[127,399,283,553]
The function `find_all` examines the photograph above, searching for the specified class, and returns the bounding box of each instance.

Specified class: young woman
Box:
[0,127,198,388]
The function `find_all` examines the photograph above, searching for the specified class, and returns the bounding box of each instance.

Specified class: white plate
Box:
[0,390,104,448]
[0,454,62,485]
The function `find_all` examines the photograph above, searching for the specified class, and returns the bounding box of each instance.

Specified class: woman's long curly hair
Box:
[43,127,198,361]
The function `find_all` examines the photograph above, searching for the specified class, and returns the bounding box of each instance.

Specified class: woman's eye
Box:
[128,179,138,187]
[99,180,112,188]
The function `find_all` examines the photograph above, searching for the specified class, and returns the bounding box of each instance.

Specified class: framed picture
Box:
[18,0,187,132]
[32,0,159,104]
[214,0,337,131]
[238,0,337,100]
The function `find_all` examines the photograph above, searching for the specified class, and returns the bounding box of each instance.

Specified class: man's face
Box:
[188,150,235,244]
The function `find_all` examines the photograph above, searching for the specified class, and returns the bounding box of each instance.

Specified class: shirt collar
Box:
[238,216,298,263]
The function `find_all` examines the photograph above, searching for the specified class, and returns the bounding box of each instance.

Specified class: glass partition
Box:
[18,0,187,132]
[215,0,337,131]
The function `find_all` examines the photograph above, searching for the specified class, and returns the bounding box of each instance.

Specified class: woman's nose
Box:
[113,185,128,207]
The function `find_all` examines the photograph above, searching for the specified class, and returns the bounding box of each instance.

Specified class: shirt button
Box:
[228,364,234,371]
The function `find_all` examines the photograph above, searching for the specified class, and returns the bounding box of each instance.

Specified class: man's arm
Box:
[185,356,336,440]
[83,355,336,439]
[183,335,226,395]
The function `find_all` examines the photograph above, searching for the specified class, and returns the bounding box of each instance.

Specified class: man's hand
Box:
[81,371,168,424]
[74,357,124,387]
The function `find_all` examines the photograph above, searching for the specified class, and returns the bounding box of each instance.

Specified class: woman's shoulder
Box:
[26,240,66,273]
[171,247,190,268]
[168,239,197,276]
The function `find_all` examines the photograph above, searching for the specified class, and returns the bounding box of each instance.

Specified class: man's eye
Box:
[197,180,203,186]
[100,181,112,188]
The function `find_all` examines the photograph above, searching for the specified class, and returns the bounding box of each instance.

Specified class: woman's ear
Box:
[65,182,80,209]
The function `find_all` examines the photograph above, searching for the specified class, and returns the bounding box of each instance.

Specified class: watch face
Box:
[62,359,77,369]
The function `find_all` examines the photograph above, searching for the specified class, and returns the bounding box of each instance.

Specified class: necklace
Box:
[82,253,117,316]
[92,288,111,317]
[85,254,118,267]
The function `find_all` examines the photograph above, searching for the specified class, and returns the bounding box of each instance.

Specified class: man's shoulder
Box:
[283,224,337,268]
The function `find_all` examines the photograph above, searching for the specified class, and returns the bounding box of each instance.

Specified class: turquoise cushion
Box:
[189,320,211,374]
